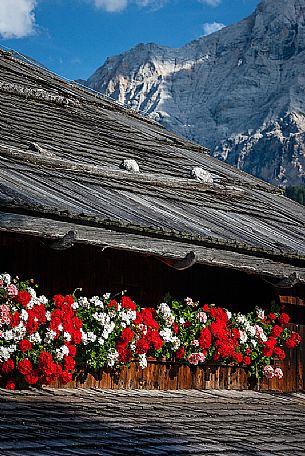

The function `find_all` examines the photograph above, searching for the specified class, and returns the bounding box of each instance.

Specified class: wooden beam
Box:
[1,212,305,282]
[158,251,197,270]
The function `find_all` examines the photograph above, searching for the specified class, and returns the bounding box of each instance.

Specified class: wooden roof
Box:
[1,50,305,283]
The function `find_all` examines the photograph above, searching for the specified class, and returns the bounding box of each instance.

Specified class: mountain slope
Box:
[84,0,305,186]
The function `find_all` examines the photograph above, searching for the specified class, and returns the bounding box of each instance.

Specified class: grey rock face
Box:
[84,0,305,186]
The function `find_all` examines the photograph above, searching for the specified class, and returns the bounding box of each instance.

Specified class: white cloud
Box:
[136,0,167,8]
[0,0,37,39]
[202,21,225,35]
[94,0,128,12]
[93,0,167,12]
[198,0,222,7]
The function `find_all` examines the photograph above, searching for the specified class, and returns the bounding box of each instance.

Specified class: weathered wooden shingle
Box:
[0,51,305,281]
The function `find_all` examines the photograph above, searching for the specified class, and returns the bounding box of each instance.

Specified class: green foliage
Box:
[285,185,305,205]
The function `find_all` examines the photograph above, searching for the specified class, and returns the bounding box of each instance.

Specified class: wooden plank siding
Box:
[50,326,305,392]
[48,323,305,392]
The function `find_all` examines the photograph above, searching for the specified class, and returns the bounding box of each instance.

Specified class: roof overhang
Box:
[1,211,305,284]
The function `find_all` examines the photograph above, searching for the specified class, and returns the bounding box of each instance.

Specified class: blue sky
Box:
[0,0,259,80]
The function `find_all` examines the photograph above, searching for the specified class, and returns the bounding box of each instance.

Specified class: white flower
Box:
[256,307,265,320]
[251,339,257,348]
[64,331,72,342]
[171,337,181,350]
[38,295,48,305]
[107,349,119,367]
[0,348,9,361]
[3,330,14,341]
[239,330,248,344]
[44,329,57,344]
[236,315,246,325]
[90,296,103,307]
[2,274,11,285]
[226,311,232,320]
[103,292,111,300]
[98,337,105,345]
[79,297,90,309]
[139,354,147,369]
[28,287,37,299]
[87,332,97,343]
[120,310,137,325]
[71,302,79,310]
[158,303,175,323]
[20,309,28,321]
[81,329,89,345]
[55,345,69,360]
[260,333,267,343]
[246,325,256,337]
[179,317,185,324]
[198,312,207,324]
[13,323,26,340]
[45,311,51,321]
[29,332,42,344]
[62,345,69,356]
[58,324,63,332]
[159,328,173,342]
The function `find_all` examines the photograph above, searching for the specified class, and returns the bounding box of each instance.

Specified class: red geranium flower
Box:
[61,371,73,384]
[117,347,132,363]
[64,295,74,306]
[64,356,76,371]
[18,359,33,375]
[199,327,212,350]
[6,378,16,390]
[172,322,179,334]
[2,359,15,374]
[53,294,65,307]
[262,346,274,357]
[119,328,134,345]
[121,296,136,311]
[286,332,302,349]
[271,325,283,338]
[15,290,31,307]
[18,339,32,352]
[175,347,185,359]
[10,312,20,328]
[38,351,53,370]
[274,347,286,360]
[233,352,243,363]
[279,313,290,325]
[243,356,251,365]
[108,299,118,310]
[148,331,163,350]
[135,338,150,354]
[68,345,77,357]
[24,370,39,385]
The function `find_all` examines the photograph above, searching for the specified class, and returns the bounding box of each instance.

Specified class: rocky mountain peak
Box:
[84,0,305,186]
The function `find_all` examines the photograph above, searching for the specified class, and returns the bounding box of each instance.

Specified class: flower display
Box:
[0,274,82,390]
[0,273,302,390]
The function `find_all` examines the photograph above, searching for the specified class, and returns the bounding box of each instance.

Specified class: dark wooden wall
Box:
[0,232,279,314]
[1,232,304,392]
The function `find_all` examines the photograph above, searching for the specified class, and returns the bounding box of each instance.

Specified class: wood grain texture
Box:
[1,211,305,281]
[0,53,305,282]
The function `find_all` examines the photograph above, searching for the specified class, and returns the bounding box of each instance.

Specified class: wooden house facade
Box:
[0,50,305,391]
